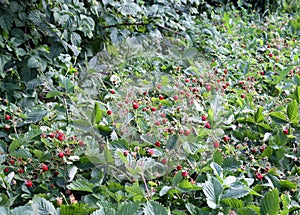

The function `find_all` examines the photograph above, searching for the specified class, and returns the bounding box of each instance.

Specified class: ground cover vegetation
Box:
[0,0,300,214]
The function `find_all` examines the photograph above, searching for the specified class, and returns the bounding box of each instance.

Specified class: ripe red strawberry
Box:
[5,115,11,120]
[4,167,9,173]
[173,95,179,101]
[182,170,189,177]
[107,110,112,115]
[205,122,211,129]
[155,141,161,147]
[213,141,220,148]
[58,152,64,158]
[132,102,139,109]
[223,135,230,142]
[78,140,85,147]
[260,146,265,153]
[123,150,129,156]
[41,133,47,138]
[4,124,10,130]
[18,168,24,174]
[241,94,245,98]
[41,164,48,172]
[161,158,167,165]
[25,180,33,187]
[206,85,211,91]
[148,149,154,156]
[151,107,157,112]
[184,129,191,136]
[256,172,263,180]
[283,129,288,135]
[110,89,116,94]
[269,53,273,57]
[48,133,55,138]
[9,160,15,165]
[202,115,207,121]
[176,165,182,170]
[159,95,164,100]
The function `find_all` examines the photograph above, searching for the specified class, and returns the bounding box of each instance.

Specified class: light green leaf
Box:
[203,176,223,209]
[269,112,288,123]
[254,107,264,123]
[260,188,279,215]
[32,196,57,215]
[221,198,244,209]
[67,179,94,192]
[117,202,139,215]
[210,162,223,178]
[287,100,298,121]
[159,186,173,196]
[166,134,178,150]
[221,188,249,199]
[143,201,168,215]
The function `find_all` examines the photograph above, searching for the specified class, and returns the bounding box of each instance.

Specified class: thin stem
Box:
[141,173,151,200]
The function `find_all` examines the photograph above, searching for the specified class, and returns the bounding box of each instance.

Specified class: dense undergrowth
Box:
[0,0,300,214]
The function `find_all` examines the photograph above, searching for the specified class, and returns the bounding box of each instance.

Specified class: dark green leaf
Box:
[166,134,178,150]
[67,180,94,192]
[143,201,168,215]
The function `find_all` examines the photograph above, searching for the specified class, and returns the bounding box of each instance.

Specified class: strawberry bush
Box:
[0,0,300,214]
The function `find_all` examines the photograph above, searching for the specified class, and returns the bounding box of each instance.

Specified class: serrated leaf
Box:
[32,196,57,215]
[143,201,168,215]
[287,100,298,121]
[203,176,223,209]
[8,139,21,153]
[221,188,249,199]
[140,135,156,145]
[280,180,297,190]
[91,208,105,215]
[159,186,173,196]
[213,150,224,165]
[25,110,47,123]
[269,112,288,123]
[92,102,103,125]
[221,198,244,209]
[260,188,279,215]
[60,204,93,215]
[67,180,94,192]
[172,172,183,187]
[178,180,193,190]
[293,86,300,103]
[10,149,32,160]
[166,134,178,150]
[117,202,139,215]
[254,107,264,123]
[104,146,114,164]
[46,91,62,98]
[237,207,257,215]
[210,162,223,178]
[71,32,82,46]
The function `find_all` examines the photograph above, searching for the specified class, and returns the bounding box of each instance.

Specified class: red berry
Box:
[9,160,15,165]
[57,134,65,141]
[78,140,85,147]
[123,150,129,156]
[48,133,55,138]
[206,85,211,91]
[56,197,63,206]
[4,124,10,130]
[223,135,230,142]
[25,180,33,187]
[260,146,265,153]
[224,69,228,74]
[58,152,64,158]
[5,115,11,120]
[155,141,161,147]
[205,122,211,129]
[173,95,179,101]
[176,165,182,170]
[155,121,160,126]
[148,149,154,156]
[161,158,167,165]
[269,53,273,57]
[241,94,245,98]
[256,172,263,180]
[132,102,139,110]
[110,89,115,94]
[18,168,24,174]
[213,141,220,148]
[201,115,207,121]
[4,167,9,173]
[107,110,112,115]
[41,164,48,172]
[283,129,288,135]
[41,133,47,138]
[151,107,157,112]
[159,95,164,100]
[184,129,191,136]
[182,170,189,177]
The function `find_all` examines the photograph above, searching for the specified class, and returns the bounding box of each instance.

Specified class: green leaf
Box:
[178,180,193,191]
[210,162,223,178]
[159,186,173,196]
[213,150,224,165]
[104,146,114,164]
[92,102,103,125]
[166,134,178,150]
[293,86,300,103]
[254,107,264,123]
[221,188,250,199]
[287,100,298,121]
[32,196,57,215]
[46,91,63,98]
[8,139,21,153]
[117,202,139,215]
[10,149,32,160]
[237,207,257,215]
[269,111,288,123]
[67,179,94,192]
[203,176,223,209]
[11,205,33,215]
[172,172,183,187]
[221,198,244,209]
[280,180,297,190]
[60,204,93,215]
[143,201,168,215]
[25,110,47,124]
[260,188,279,215]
